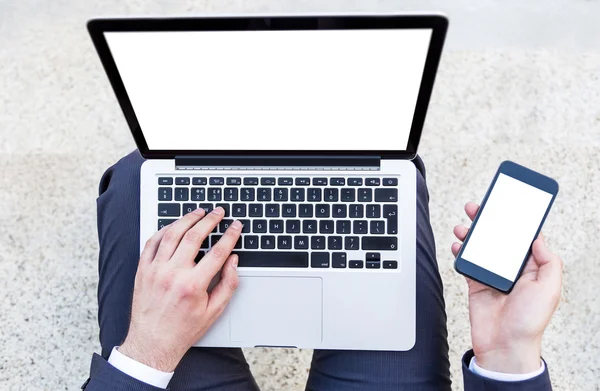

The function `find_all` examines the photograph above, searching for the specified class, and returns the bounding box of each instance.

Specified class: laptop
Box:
[88,14,447,351]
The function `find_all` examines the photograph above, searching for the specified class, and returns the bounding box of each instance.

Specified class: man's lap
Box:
[96,150,450,391]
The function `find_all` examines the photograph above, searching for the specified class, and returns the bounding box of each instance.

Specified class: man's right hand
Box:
[118,206,241,373]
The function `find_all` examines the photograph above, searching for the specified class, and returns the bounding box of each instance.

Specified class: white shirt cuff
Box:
[108,346,174,389]
[469,356,545,382]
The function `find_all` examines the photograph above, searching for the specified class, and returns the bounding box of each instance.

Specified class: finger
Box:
[465,202,480,221]
[531,234,563,284]
[139,225,169,266]
[453,225,469,241]
[171,207,226,264]
[451,242,462,257]
[207,254,239,318]
[154,207,207,262]
[195,220,243,287]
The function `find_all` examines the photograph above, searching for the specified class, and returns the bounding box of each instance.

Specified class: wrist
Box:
[119,335,182,373]
[475,342,542,374]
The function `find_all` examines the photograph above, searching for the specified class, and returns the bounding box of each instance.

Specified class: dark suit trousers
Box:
[94,151,451,391]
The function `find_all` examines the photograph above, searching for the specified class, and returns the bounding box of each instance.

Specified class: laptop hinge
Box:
[174,156,380,171]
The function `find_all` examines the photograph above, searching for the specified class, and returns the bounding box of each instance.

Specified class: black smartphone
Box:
[454,160,559,293]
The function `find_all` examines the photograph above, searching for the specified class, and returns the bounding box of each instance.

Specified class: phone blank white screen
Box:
[461,173,553,282]
[103,29,432,151]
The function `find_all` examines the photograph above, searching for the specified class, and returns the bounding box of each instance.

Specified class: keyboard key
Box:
[232,204,246,217]
[330,178,345,186]
[328,236,342,250]
[211,235,222,246]
[175,188,189,201]
[311,236,326,250]
[282,204,296,217]
[261,177,276,186]
[200,237,209,248]
[345,236,360,250]
[290,188,305,202]
[191,188,205,201]
[366,204,381,218]
[383,260,398,269]
[332,204,347,218]
[299,204,313,217]
[366,261,381,269]
[324,188,338,202]
[278,236,293,249]
[235,251,308,268]
[336,220,351,234]
[158,177,173,185]
[362,236,398,251]
[219,219,234,233]
[195,251,206,262]
[315,204,330,218]
[208,188,221,201]
[249,204,263,217]
[239,219,251,233]
[274,188,288,201]
[303,220,317,234]
[227,177,242,185]
[366,252,380,261]
[215,203,231,217]
[182,203,197,215]
[192,177,207,185]
[341,189,355,202]
[349,260,363,269]
[241,188,255,201]
[365,178,380,186]
[383,205,398,234]
[348,178,363,186]
[269,220,284,233]
[175,177,190,185]
[265,204,280,217]
[158,203,180,217]
[383,178,398,186]
[278,177,293,185]
[358,188,372,202]
[313,178,328,186]
[244,236,259,249]
[261,236,276,249]
[319,220,334,234]
[307,188,322,202]
[158,219,176,230]
[295,178,310,186]
[311,252,329,268]
[257,188,271,201]
[332,252,347,268]
[199,203,213,213]
[158,187,172,201]
[349,204,364,218]
[234,237,242,249]
[370,220,386,234]
[253,220,267,233]
[353,221,368,234]
[375,188,398,202]
[286,220,301,233]
[294,236,309,249]
[243,177,259,185]
[210,177,224,185]
[224,188,238,201]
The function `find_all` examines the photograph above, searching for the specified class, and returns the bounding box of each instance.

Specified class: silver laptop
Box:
[88,14,447,351]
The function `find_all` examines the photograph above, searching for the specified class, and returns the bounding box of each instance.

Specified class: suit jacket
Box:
[82,350,552,390]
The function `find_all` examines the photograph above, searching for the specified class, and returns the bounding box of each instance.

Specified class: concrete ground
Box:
[1,1,599,390]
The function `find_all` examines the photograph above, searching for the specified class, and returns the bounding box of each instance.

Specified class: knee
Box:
[98,150,145,196]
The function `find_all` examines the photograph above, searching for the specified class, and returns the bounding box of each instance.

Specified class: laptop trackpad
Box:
[229,277,322,346]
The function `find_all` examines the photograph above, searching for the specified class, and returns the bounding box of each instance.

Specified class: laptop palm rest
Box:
[229,276,323,346]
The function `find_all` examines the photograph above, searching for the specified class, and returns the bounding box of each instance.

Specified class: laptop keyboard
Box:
[156,176,400,270]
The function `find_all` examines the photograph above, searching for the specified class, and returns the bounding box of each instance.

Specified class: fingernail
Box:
[212,207,224,215]
[193,207,205,215]
[232,255,238,270]
[231,220,243,230]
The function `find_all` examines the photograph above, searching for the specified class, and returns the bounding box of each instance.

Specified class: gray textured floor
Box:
[1,1,600,390]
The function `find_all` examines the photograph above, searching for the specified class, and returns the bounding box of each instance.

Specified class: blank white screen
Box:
[462,174,553,282]
[104,29,432,151]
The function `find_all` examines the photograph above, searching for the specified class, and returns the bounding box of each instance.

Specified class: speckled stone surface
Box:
[1,1,599,390]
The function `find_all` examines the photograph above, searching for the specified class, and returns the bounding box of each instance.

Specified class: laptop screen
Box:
[104,28,432,151]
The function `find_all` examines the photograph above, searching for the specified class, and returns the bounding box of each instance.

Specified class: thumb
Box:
[531,233,563,286]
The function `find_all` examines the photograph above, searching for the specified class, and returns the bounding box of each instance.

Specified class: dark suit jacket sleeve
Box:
[81,353,169,391]
[462,350,552,391]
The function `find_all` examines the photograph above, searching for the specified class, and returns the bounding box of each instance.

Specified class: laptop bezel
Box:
[88,15,447,160]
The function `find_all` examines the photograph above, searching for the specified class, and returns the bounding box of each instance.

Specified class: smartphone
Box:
[454,160,559,293]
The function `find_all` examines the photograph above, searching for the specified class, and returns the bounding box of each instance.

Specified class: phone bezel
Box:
[454,160,559,293]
